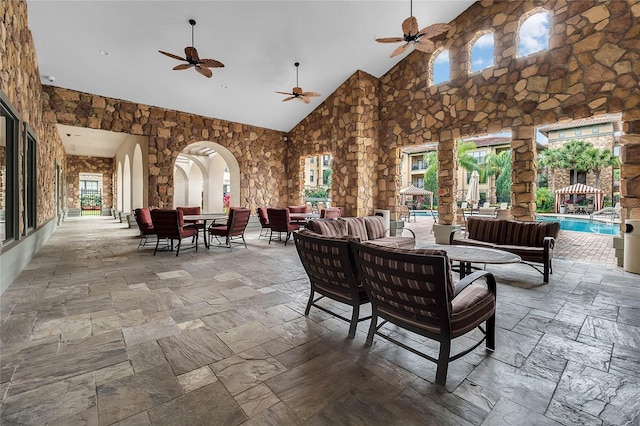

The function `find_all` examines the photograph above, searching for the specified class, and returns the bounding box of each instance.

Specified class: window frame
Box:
[23,123,37,233]
[1,91,21,245]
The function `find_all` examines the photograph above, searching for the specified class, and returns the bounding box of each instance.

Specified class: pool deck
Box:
[405,214,620,266]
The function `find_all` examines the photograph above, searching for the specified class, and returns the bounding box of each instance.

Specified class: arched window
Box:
[471,33,494,73]
[518,11,550,57]
[432,50,450,85]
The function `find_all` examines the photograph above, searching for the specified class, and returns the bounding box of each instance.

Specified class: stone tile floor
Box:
[1,216,639,425]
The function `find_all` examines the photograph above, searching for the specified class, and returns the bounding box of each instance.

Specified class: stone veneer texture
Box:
[2,0,67,228]
[12,0,640,224]
[41,86,287,211]
[66,156,114,209]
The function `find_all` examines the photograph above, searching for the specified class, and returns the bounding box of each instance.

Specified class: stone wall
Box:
[287,71,379,217]
[373,0,640,223]
[41,87,287,211]
[1,0,67,228]
[65,155,114,209]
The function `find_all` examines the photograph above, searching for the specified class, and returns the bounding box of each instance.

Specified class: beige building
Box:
[400,136,511,205]
[302,154,333,191]
[538,114,622,202]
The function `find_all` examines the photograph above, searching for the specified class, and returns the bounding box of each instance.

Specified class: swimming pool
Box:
[536,215,620,235]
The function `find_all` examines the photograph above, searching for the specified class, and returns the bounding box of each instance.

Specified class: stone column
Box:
[437,129,458,225]
[511,126,536,221]
[620,120,640,222]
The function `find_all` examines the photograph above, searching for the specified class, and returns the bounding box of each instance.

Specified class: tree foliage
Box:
[537,140,617,191]
[484,150,512,203]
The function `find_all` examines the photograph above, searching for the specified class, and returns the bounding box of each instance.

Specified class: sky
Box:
[431,11,550,143]
[432,11,550,84]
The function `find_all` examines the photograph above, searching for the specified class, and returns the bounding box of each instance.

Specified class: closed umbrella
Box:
[466,170,480,205]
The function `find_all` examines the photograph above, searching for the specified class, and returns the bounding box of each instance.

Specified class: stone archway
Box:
[174,141,240,212]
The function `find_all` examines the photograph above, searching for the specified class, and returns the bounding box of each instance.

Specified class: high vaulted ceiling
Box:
[28,1,473,141]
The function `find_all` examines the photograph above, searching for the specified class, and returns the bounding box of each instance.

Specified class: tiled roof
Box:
[537,114,622,136]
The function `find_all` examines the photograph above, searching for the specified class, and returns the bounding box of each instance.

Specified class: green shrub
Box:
[535,187,554,212]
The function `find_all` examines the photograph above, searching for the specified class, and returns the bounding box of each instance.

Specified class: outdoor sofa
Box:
[450,216,560,283]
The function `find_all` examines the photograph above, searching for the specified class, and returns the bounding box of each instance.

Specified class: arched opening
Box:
[116,161,123,211]
[132,143,145,209]
[517,10,550,57]
[173,141,240,212]
[122,155,131,213]
[431,49,450,85]
[470,32,494,73]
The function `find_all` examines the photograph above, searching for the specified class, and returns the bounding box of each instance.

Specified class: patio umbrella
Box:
[465,170,480,205]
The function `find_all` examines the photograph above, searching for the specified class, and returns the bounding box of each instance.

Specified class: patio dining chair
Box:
[150,209,198,256]
[208,207,251,249]
[257,206,271,239]
[133,207,156,249]
[267,208,299,246]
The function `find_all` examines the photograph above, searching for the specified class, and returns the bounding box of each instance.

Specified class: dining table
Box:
[183,213,228,249]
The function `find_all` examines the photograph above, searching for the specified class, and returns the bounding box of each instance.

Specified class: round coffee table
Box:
[415,242,522,278]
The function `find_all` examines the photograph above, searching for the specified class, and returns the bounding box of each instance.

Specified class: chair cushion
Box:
[306,219,347,237]
[339,217,369,241]
[504,220,560,247]
[450,284,495,337]
[363,216,387,240]
[363,237,415,249]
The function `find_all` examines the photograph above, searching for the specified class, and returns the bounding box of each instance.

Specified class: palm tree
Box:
[538,146,569,192]
[582,146,618,189]
[457,141,479,173]
[484,150,512,203]
[422,151,438,202]
[422,141,478,203]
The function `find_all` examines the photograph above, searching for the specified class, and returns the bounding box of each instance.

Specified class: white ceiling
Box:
[27,0,473,156]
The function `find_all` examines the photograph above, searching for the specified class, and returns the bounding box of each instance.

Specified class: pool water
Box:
[536,215,619,235]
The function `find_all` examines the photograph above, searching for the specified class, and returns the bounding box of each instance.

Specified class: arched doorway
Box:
[173,141,240,212]
[122,155,131,213]
[132,144,145,209]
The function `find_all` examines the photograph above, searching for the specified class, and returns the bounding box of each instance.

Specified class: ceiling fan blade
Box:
[276,91,293,95]
[185,46,200,62]
[390,43,410,58]
[418,23,451,39]
[199,59,225,68]
[195,65,212,78]
[402,16,419,36]
[298,96,311,104]
[414,39,435,54]
[282,96,296,102]
[173,64,193,71]
[375,37,405,44]
[159,50,186,61]
[300,92,320,97]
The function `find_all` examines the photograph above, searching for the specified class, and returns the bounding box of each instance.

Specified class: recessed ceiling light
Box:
[99,49,110,56]
[220,84,228,89]
[41,75,55,82]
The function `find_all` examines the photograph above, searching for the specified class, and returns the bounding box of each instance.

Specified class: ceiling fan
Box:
[158,19,224,78]
[375,0,450,58]
[276,62,320,104]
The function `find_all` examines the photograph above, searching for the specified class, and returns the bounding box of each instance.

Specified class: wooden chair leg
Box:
[435,340,451,385]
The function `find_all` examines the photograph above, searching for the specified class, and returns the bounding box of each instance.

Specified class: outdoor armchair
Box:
[133,207,156,249]
[267,208,299,246]
[351,242,497,385]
